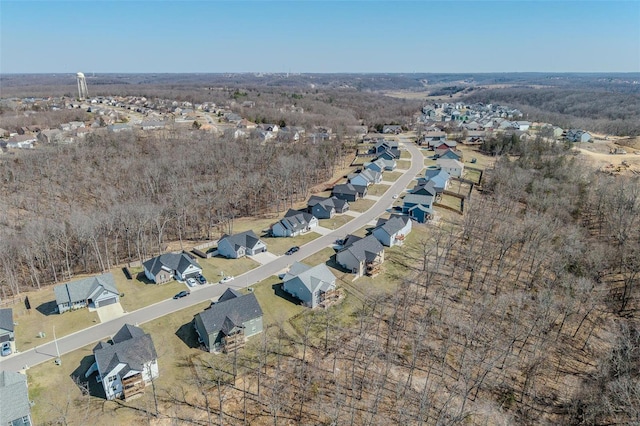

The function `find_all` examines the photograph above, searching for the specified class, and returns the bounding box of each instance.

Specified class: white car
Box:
[392,194,399,199]
[219,276,235,284]
[186,278,197,287]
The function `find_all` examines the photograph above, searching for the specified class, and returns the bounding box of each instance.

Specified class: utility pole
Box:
[53,326,61,365]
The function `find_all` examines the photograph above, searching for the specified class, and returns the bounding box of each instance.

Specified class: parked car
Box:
[219,276,235,284]
[285,246,300,255]
[196,274,207,285]
[392,194,399,199]
[173,290,189,299]
[186,278,197,287]
[1,342,11,357]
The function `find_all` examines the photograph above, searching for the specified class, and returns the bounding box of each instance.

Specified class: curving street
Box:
[0,138,423,372]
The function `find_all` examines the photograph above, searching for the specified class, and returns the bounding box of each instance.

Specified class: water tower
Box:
[76,72,89,99]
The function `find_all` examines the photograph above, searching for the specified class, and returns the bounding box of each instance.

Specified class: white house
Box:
[271,209,318,237]
[372,214,412,247]
[436,158,464,178]
[89,324,158,401]
[282,262,337,308]
[54,273,120,313]
[143,252,202,283]
[217,230,267,259]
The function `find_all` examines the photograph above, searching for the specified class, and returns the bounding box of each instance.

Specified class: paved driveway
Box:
[249,251,280,265]
[96,303,126,322]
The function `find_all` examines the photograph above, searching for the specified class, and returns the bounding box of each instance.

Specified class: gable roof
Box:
[94,324,157,378]
[333,183,366,196]
[0,371,30,425]
[437,158,464,169]
[308,196,348,211]
[218,230,264,251]
[197,292,263,336]
[143,252,201,276]
[0,308,13,333]
[277,209,315,232]
[410,180,438,196]
[403,193,434,207]
[339,234,384,263]
[217,288,244,303]
[374,214,410,236]
[283,262,336,295]
[54,273,118,305]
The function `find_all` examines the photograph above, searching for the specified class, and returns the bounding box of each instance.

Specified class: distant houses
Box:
[565,129,592,143]
[193,288,263,353]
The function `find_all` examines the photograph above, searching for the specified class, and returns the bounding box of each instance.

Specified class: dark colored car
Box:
[285,246,300,255]
[197,274,207,285]
[173,290,189,299]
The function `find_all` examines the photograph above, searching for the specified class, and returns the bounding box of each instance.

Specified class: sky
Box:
[1,1,639,73]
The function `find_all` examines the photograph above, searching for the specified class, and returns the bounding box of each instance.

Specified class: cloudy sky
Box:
[1,0,639,73]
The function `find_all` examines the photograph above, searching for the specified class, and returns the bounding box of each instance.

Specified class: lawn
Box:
[424,157,438,167]
[27,300,213,425]
[250,275,306,337]
[382,171,403,182]
[319,214,353,230]
[114,267,185,312]
[400,150,411,159]
[396,159,411,169]
[349,198,376,213]
[464,168,482,184]
[437,193,463,212]
[301,247,337,267]
[366,184,391,197]
[261,231,322,255]
[11,283,100,352]
[199,255,260,282]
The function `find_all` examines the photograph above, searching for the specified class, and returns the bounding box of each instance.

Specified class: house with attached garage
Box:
[336,234,385,278]
[143,252,202,284]
[217,230,267,259]
[193,288,263,353]
[434,147,462,161]
[0,308,15,355]
[403,190,435,223]
[372,214,412,247]
[88,324,158,401]
[0,371,32,426]
[282,262,337,308]
[54,272,120,313]
[371,139,400,158]
[437,158,464,178]
[382,125,402,134]
[307,196,350,219]
[422,166,450,193]
[348,169,382,187]
[271,209,318,237]
[332,183,367,202]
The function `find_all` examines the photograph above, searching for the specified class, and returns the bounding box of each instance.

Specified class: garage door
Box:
[184,272,200,279]
[96,297,118,308]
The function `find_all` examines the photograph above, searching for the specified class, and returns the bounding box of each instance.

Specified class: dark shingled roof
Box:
[143,252,201,276]
[218,230,264,251]
[94,324,157,379]
[374,214,410,235]
[0,371,31,425]
[196,291,263,337]
[339,234,384,262]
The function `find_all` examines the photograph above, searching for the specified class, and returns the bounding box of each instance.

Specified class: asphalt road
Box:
[0,139,423,372]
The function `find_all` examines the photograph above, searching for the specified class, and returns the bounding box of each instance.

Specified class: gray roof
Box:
[54,272,118,305]
[283,262,336,294]
[143,252,201,276]
[277,209,315,232]
[410,181,437,196]
[436,158,463,168]
[0,371,31,425]
[403,193,434,207]
[0,308,13,333]
[374,214,410,236]
[218,230,264,251]
[196,291,262,336]
[308,196,348,211]
[94,324,157,378]
[339,234,384,262]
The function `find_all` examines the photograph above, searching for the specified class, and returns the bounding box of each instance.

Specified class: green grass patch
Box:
[350,198,376,213]
[199,255,260,282]
[438,193,463,211]
[301,247,337,267]
[382,171,403,182]
[250,275,306,336]
[114,267,186,312]
[366,184,391,197]
[464,168,482,184]
[318,214,353,230]
[261,231,322,255]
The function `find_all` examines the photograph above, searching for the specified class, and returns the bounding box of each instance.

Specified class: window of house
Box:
[108,375,117,382]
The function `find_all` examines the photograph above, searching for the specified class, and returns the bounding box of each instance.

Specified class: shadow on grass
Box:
[271,282,304,306]
[175,320,201,349]
[135,272,158,285]
[326,255,352,274]
[36,300,58,316]
[70,354,106,399]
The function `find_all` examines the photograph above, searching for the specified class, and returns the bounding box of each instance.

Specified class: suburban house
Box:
[382,125,402,134]
[436,158,464,178]
[89,324,159,401]
[423,166,450,193]
[431,139,458,150]
[217,230,267,259]
[271,209,318,237]
[408,204,433,223]
[332,183,367,202]
[307,196,350,219]
[54,273,120,313]
[465,130,486,144]
[336,234,385,278]
[0,371,32,426]
[366,157,396,171]
[5,134,36,149]
[193,288,263,353]
[372,214,412,247]
[516,121,531,131]
[403,189,435,222]
[371,140,400,158]
[348,169,382,187]
[282,262,338,308]
[422,131,448,147]
[434,147,462,161]
[143,252,203,283]
[363,159,386,173]
[0,308,15,355]
[565,129,592,143]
